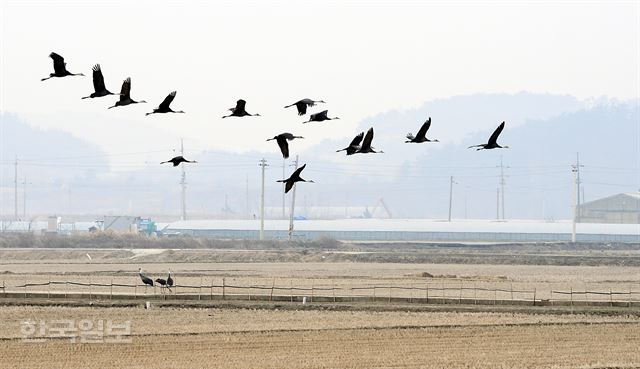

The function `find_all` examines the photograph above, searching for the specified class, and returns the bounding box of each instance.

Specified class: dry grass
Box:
[1,306,639,369]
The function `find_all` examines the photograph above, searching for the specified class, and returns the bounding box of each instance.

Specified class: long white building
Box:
[162,219,640,242]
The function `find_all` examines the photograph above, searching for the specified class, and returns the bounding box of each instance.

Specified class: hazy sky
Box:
[1,1,639,166]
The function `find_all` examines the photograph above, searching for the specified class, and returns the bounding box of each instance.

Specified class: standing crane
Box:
[406,117,439,143]
[267,133,304,159]
[108,78,146,109]
[468,121,509,150]
[167,270,174,290]
[41,52,84,81]
[81,64,117,99]
[284,98,325,116]
[138,268,154,293]
[154,278,171,293]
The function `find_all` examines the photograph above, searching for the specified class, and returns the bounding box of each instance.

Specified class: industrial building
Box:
[578,192,640,224]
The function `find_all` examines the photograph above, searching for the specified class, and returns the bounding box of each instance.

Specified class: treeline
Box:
[0,232,342,250]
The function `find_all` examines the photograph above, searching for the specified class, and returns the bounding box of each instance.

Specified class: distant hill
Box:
[1,94,637,221]
[302,94,638,220]
[0,113,108,215]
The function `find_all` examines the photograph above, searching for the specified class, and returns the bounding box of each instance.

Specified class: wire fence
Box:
[2,279,640,308]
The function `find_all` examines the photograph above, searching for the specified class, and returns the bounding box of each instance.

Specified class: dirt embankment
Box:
[1,233,639,266]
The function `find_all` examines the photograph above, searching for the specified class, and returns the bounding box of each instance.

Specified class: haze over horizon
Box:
[0,1,638,221]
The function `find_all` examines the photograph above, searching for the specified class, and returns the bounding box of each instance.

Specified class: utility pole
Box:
[14,156,18,220]
[180,139,187,221]
[245,175,249,220]
[288,156,299,240]
[575,153,583,222]
[496,187,500,220]
[282,158,286,219]
[448,176,456,222]
[259,158,268,240]
[22,176,30,219]
[571,164,578,242]
[499,156,506,220]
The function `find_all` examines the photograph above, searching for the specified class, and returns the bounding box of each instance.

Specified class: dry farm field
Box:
[1,240,640,368]
[1,306,640,369]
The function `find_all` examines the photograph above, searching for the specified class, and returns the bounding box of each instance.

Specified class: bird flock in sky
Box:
[42,52,509,194]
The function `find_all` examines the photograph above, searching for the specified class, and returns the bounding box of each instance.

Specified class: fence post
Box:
[570,287,573,307]
[199,277,203,301]
[584,282,589,306]
[610,289,613,306]
[442,283,446,305]
[510,283,514,302]
[65,281,68,299]
[222,278,226,300]
[388,285,391,303]
[248,284,252,301]
[373,286,376,302]
[473,283,477,305]
[48,279,51,299]
[585,283,590,306]
[426,283,429,303]
[110,279,113,300]
[270,278,275,302]
[311,279,314,303]
[532,288,536,306]
[134,283,137,300]
[332,280,336,303]
[349,283,353,303]
[410,284,413,303]
[628,286,632,308]
[458,283,463,305]
[210,280,213,300]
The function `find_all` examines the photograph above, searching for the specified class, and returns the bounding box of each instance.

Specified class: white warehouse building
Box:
[162,219,640,243]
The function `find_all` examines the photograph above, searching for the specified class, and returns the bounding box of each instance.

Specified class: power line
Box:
[575,152,584,221]
[448,175,457,222]
[288,156,299,240]
[259,158,268,240]
[571,164,578,242]
[14,156,18,220]
[500,156,505,220]
[180,139,187,221]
